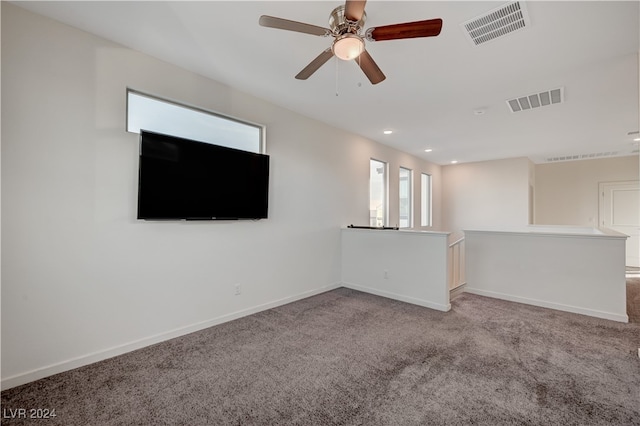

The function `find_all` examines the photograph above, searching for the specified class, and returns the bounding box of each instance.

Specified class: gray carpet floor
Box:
[2,288,639,425]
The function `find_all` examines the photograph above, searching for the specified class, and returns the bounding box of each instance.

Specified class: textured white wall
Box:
[1,3,441,388]
[341,229,450,312]
[465,228,628,322]
[441,157,531,233]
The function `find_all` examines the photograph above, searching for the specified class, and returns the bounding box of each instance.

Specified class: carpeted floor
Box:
[2,288,640,425]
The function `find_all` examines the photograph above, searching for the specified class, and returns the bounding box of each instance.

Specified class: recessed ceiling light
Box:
[424,149,433,153]
[634,137,640,142]
[383,130,393,135]
[451,160,458,164]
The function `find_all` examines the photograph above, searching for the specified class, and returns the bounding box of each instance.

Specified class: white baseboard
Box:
[450,283,466,300]
[342,281,451,312]
[1,282,342,391]
[464,287,629,323]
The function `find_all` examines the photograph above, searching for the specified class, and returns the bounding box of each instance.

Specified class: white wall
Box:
[535,156,639,226]
[465,228,628,322]
[341,229,450,312]
[382,149,442,230]
[441,157,531,233]
[1,3,442,388]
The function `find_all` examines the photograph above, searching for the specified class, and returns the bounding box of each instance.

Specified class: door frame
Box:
[598,180,639,267]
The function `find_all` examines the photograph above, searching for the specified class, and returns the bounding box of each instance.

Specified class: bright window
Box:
[421,173,432,227]
[399,167,412,228]
[127,89,264,153]
[370,159,387,227]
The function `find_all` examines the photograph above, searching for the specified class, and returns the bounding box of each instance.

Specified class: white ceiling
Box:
[13,1,640,165]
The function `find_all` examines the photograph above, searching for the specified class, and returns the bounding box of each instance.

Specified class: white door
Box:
[599,181,640,267]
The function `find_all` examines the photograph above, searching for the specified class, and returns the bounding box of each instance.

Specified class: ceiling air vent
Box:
[545,151,620,163]
[507,88,564,113]
[461,1,530,46]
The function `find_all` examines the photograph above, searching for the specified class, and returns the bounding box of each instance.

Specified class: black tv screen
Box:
[137,130,269,220]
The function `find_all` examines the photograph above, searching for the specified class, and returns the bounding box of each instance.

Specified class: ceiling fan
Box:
[259,0,442,85]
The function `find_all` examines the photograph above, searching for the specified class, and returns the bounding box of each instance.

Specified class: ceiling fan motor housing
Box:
[329,5,366,35]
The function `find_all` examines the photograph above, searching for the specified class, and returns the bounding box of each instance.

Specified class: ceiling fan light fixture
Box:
[332,34,364,60]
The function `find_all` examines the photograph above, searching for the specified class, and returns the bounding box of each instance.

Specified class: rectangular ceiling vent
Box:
[545,152,620,163]
[461,1,530,46]
[507,88,564,113]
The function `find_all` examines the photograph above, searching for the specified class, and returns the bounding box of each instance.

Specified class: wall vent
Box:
[545,151,620,163]
[461,1,530,46]
[507,88,564,113]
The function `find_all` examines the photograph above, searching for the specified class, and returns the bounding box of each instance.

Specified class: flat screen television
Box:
[137,130,269,220]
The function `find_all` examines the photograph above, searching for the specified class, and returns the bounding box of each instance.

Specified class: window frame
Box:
[421,173,432,227]
[369,158,388,227]
[126,88,266,154]
[399,166,413,228]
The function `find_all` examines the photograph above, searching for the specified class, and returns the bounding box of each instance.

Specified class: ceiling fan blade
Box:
[345,0,367,22]
[295,48,334,80]
[367,18,443,41]
[259,15,331,37]
[357,50,386,85]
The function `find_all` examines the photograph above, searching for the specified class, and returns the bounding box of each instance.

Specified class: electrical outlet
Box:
[234,284,241,295]
[383,269,389,279]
